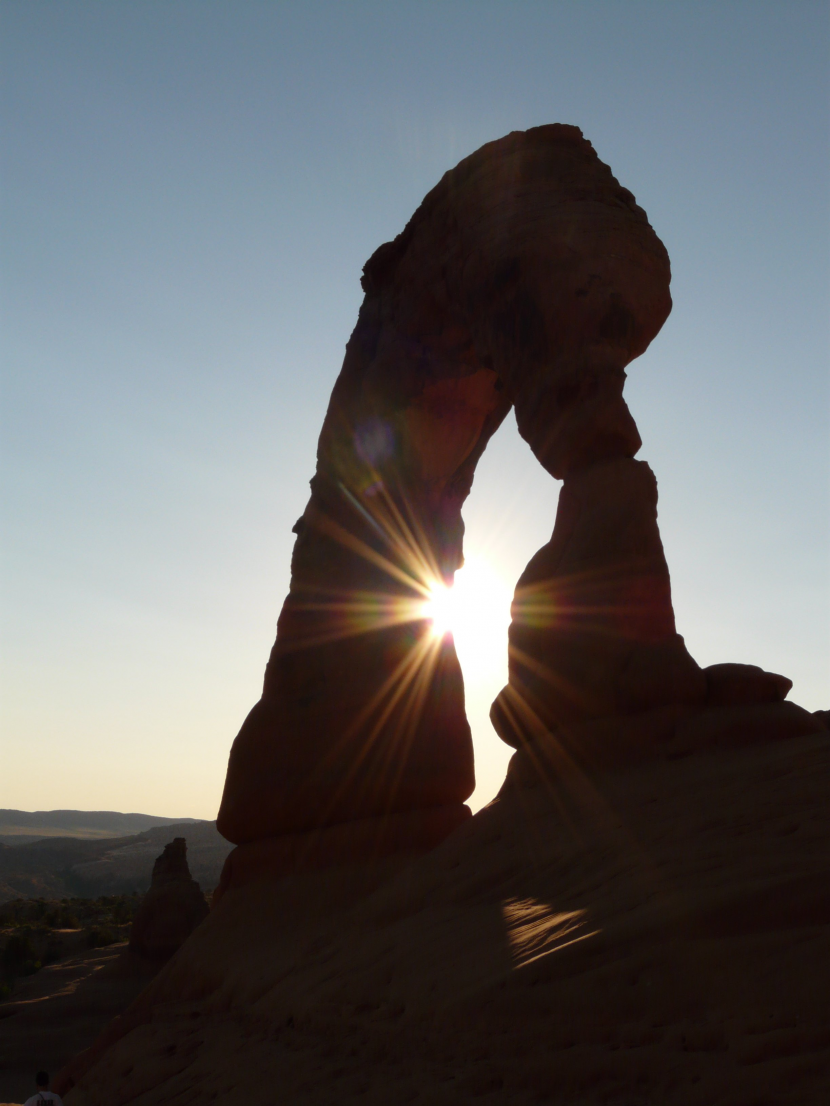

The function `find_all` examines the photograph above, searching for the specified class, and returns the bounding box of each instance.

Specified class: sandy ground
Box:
[53,727,829,1105]
[0,942,158,1104]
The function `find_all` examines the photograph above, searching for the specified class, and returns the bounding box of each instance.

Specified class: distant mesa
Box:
[0,818,232,904]
[0,808,204,846]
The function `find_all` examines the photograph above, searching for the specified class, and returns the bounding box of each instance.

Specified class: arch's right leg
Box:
[491,454,706,749]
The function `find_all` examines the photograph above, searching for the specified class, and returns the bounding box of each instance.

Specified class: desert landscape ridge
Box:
[5,124,824,1104]
[0,820,231,904]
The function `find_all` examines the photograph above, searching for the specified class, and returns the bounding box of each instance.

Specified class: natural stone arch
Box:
[217,124,704,847]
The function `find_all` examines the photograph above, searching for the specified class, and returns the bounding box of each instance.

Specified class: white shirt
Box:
[24,1093,63,1106]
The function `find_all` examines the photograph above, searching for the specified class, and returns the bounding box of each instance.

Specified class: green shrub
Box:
[87,925,117,948]
[2,933,40,978]
[111,898,136,924]
[39,905,80,929]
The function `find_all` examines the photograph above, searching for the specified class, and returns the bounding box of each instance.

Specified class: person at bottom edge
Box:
[23,1071,63,1106]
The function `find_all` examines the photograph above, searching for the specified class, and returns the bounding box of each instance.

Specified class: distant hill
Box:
[0,808,204,845]
[0,820,233,902]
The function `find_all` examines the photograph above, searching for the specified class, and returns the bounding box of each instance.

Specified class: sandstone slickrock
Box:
[703,662,793,706]
[56,728,830,1105]
[128,838,208,961]
[0,940,160,1104]
[218,123,691,849]
[212,805,470,904]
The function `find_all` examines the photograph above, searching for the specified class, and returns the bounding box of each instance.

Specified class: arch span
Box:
[217,125,703,847]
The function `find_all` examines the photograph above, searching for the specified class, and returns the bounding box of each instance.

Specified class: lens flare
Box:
[290,474,523,820]
[421,580,455,638]
[419,555,514,649]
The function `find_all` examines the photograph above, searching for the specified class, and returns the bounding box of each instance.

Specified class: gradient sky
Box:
[2,1,828,819]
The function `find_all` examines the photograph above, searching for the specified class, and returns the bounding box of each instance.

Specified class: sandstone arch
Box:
[217,124,704,848]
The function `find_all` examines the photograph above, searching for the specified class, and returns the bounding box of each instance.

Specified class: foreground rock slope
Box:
[0,941,157,1105]
[60,717,829,1104]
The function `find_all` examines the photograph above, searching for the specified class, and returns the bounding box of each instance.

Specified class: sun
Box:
[421,580,457,639]
[414,551,515,812]
[419,554,513,656]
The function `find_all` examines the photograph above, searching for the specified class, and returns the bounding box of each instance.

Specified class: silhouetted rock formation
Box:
[128,838,208,960]
[491,458,704,747]
[218,123,686,851]
[52,126,830,1105]
[703,662,792,706]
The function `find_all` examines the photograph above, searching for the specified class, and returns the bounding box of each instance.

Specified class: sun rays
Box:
[280,471,519,819]
[280,471,644,830]
[288,469,652,826]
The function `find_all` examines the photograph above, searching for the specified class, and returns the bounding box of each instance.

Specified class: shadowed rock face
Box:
[54,731,830,1103]
[129,839,209,960]
[491,458,706,746]
[217,124,691,847]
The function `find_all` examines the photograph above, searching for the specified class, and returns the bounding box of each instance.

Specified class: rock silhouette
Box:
[703,661,792,706]
[52,125,830,1105]
[491,458,704,747]
[218,123,689,851]
[128,838,208,961]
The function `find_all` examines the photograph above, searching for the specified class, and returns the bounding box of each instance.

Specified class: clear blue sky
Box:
[2,1,828,818]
